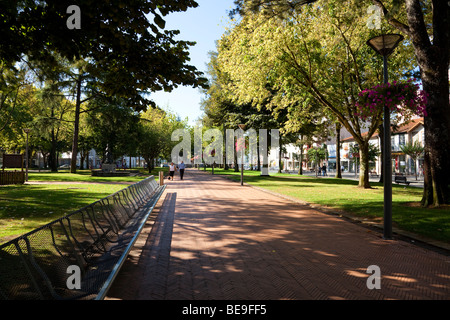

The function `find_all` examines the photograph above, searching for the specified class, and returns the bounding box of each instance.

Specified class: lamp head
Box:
[367,34,404,57]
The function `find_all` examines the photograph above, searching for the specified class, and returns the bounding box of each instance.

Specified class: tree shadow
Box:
[106,185,450,300]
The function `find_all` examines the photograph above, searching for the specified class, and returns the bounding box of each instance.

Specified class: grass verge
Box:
[205,168,450,243]
[0,167,168,244]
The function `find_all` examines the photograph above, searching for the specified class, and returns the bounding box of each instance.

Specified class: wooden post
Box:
[159,171,164,186]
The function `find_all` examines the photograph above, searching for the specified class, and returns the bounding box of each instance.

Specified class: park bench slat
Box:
[0,176,165,300]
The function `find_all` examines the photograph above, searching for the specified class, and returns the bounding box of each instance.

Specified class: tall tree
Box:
[307,144,328,177]
[232,0,449,204]
[138,107,187,173]
[372,0,449,206]
[0,62,32,133]
[400,141,424,181]
[32,81,74,171]
[2,1,208,173]
[218,4,415,188]
[203,48,327,175]
[86,96,141,165]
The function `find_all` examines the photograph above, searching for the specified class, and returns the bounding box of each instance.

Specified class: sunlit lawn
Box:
[206,168,450,243]
[0,167,168,244]
[2,166,449,245]
[27,169,149,183]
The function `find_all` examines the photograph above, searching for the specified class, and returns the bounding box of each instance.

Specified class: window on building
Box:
[399,134,406,146]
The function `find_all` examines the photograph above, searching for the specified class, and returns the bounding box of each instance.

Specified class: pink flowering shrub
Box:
[355,79,428,120]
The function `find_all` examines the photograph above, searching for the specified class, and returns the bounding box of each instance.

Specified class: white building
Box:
[340,117,424,175]
[270,117,425,175]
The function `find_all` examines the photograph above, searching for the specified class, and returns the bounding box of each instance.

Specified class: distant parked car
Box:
[58,164,70,169]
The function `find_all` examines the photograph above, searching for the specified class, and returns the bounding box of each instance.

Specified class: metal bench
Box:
[394,175,410,185]
[0,176,165,300]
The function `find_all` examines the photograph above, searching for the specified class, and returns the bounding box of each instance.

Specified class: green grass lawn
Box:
[0,167,168,244]
[206,168,450,243]
[28,169,148,183]
[2,166,449,245]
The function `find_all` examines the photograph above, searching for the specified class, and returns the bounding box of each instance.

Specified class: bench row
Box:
[0,176,165,300]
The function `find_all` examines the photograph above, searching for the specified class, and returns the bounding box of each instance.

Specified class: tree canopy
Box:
[1,1,209,173]
[229,0,449,205]
[216,0,417,187]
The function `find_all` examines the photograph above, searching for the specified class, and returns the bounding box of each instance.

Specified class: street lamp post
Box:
[238,124,246,186]
[23,128,31,182]
[367,34,404,240]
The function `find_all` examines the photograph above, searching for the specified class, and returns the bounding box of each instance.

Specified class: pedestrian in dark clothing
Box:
[179,161,186,180]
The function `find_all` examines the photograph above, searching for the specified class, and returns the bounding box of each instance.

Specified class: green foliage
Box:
[86,96,141,163]
[400,140,424,180]
[1,1,207,100]
[400,141,424,160]
[217,0,416,188]
[1,2,208,175]
[349,143,380,163]
[0,62,34,138]
[307,144,328,168]
[138,107,186,172]
[1,3,207,112]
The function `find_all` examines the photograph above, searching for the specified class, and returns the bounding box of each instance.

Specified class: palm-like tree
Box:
[400,141,424,180]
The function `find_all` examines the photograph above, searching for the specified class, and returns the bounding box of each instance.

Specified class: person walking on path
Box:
[179,161,186,180]
[168,162,176,180]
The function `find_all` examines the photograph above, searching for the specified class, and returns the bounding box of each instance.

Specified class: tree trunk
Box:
[378,124,384,183]
[406,1,450,206]
[150,157,155,171]
[372,0,450,205]
[420,52,450,205]
[79,153,85,170]
[404,0,450,205]
[358,141,371,188]
[49,103,58,172]
[223,125,229,170]
[278,135,282,174]
[144,156,152,173]
[70,76,82,174]
[298,143,304,175]
[49,128,58,172]
[421,92,450,206]
[335,123,342,179]
[257,143,261,171]
[234,140,239,172]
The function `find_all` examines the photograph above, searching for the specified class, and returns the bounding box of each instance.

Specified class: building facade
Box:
[269,117,424,176]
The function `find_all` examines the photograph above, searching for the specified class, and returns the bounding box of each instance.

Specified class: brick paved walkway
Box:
[106,169,450,300]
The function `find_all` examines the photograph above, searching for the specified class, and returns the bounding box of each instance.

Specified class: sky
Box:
[150,0,236,125]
